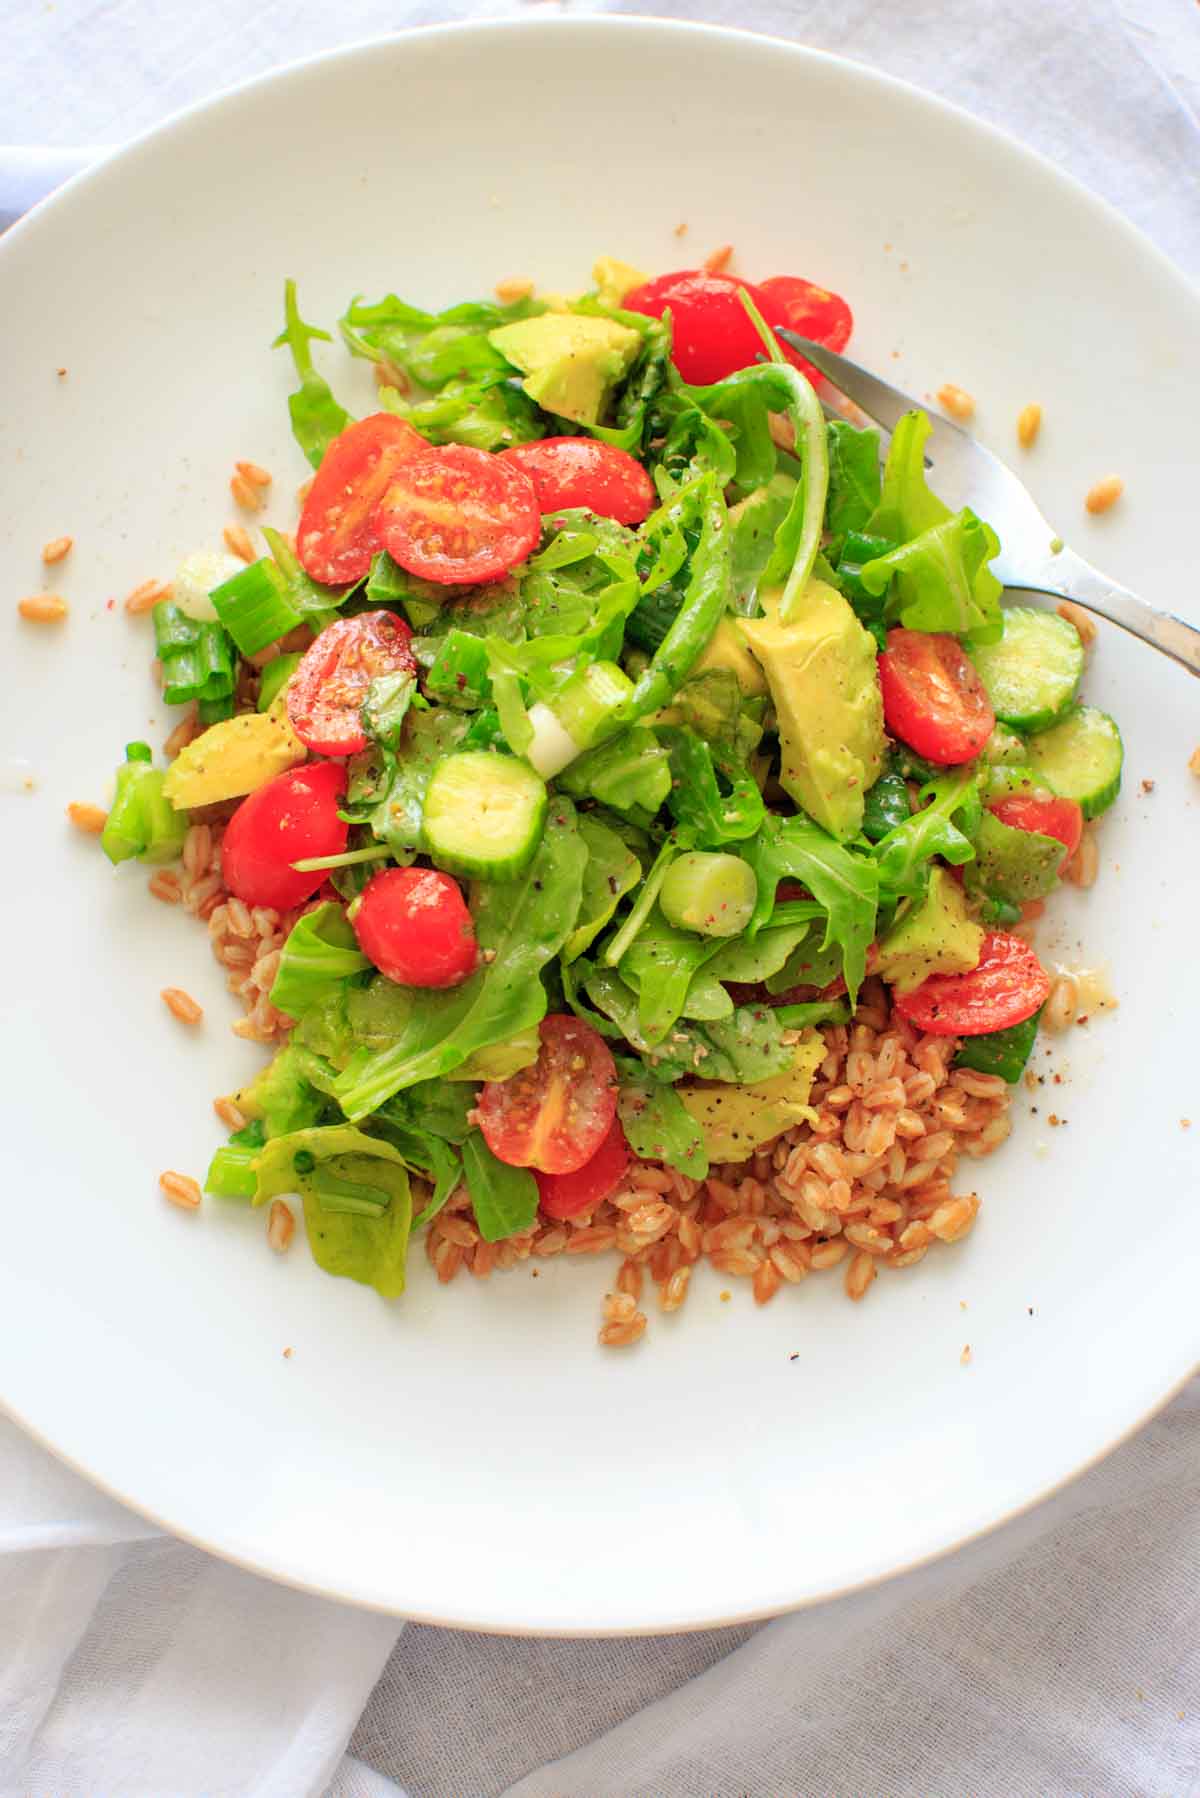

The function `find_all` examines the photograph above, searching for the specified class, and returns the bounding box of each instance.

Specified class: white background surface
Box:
[1,2,1198,1795]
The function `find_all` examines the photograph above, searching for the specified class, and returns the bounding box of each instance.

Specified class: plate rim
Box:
[3,13,1198,1633]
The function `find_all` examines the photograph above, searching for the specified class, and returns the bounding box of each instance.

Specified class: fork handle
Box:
[1006,545,1200,677]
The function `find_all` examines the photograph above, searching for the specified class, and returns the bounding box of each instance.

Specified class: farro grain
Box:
[148,869,182,904]
[1062,829,1099,888]
[433,1239,463,1283]
[1056,599,1096,647]
[236,460,272,488]
[565,1224,618,1255]
[617,1259,643,1302]
[1190,747,1200,778]
[1016,402,1042,448]
[161,986,203,1025]
[160,1171,201,1210]
[659,1266,691,1312]
[471,1241,496,1278]
[213,1095,246,1131]
[937,383,975,421]
[373,359,410,394]
[928,1194,981,1242]
[1085,475,1123,514]
[844,1250,877,1300]
[67,801,107,834]
[125,578,170,614]
[494,276,534,303]
[1043,974,1079,1033]
[810,1238,849,1270]
[533,1228,569,1257]
[164,707,200,758]
[230,472,265,511]
[703,243,733,272]
[42,535,73,564]
[223,524,255,563]
[752,1259,781,1305]
[18,593,68,621]
[267,1199,294,1253]
[436,1215,479,1250]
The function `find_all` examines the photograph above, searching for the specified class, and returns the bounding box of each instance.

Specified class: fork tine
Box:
[777,329,970,457]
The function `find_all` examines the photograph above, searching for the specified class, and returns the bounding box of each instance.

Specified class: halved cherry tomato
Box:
[374,444,540,586]
[477,1014,618,1174]
[221,761,348,911]
[535,1117,629,1220]
[759,275,853,382]
[622,269,792,386]
[892,930,1051,1037]
[500,438,655,526]
[353,866,477,989]
[879,629,996,766]
[286,612,416,758]
[297,413,430,585]
[989,794,1083,861]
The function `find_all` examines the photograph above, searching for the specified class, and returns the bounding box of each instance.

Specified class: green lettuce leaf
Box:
[269,903,370,1020]
[379,373,544,451]
[642,1004,801,1085]
[343,709,470,858]
[660,725,764,847]
[564,814,642,962]
[253,1125,412,1299]
[825,419,882,548]
[556,725,671,822]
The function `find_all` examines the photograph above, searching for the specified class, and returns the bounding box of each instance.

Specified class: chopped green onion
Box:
[152,603,236,708]
[257,652,303,713]
[209,560,303,657]
[269,900,371,1018]
[205,1120,266,1201]
[660,851,757,938]
[101,747,188,866]
[197,692,235,725]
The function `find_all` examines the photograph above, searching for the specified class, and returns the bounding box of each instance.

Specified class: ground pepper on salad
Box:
[84,254,1123,1344]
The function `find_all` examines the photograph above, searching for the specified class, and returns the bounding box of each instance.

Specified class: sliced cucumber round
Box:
[970,606,1084,732]
[1025,705,1123,819]
[422,751,547,880]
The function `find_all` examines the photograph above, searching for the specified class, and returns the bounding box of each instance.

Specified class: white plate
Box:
[1,19,1197,1634]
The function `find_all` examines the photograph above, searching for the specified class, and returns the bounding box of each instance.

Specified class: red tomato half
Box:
[759,275,854,381]
[286,612,416,758]
[893,931,1051,1037]
[374,444,540,586]
[879,629,996,766]
[500,438,655,526]
[989,794,1083,861]
[221,761,348,912]
[536,1117,630,1220]
[297,413,431,585]
[353,866,477,989]
[477,1014,618,1174]
[622,269,793,386]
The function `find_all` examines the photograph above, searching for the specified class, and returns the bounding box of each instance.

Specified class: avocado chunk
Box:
[675,1033,826,1163]
[488,313,641,426]
[591,256,649,308]
[691,616,767,697]
[161,693,305,809]
[876,866,984,994]
[740,579,885,841]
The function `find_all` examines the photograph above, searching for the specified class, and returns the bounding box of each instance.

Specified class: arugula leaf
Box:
[331,804,587,1118]
[676,967,734,1021]
[618,910,727,1045]
[865,409,950,543]
[860,509,1003,641]
[556,725,671,822]
[705,919,817,985]
[343,708,469,858]
[643,1004,800,1085]
[273,281,352,469]
[825,419,882,548]
[564,814,642,962]
[743,816,879,1004]
[616,1065,709,1178]
[340,290,544,390]
[379,373,544,451]
[872,768,981,904]
[374,1077,476,1144]
[361,668,418,747]
[236,1043,327,1139]
[660,725,765,847]
[729,473,798,614]
[269,903,370,1020]
[461,1129,539,1242]
[253,1124,412,1299]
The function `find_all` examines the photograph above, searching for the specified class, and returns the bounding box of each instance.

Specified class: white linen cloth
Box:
[1,3,1197,1794]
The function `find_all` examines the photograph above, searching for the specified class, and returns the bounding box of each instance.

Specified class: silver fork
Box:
[778,328,1200,677]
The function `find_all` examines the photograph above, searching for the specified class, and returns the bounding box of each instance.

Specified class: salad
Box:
[90,256,1123,1344]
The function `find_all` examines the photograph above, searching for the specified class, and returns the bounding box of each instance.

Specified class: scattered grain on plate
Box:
[1085,474,1124,515]
[373,357,410,394]
[282,1346,293,1359]
[673,221,688,237]
[56,366,67,377]
[160,1170,202,1210]
[937,383,975,422]
[66,801,107,834]
[961,1343,972,1366]
[267,1199,295,1253]
[235,460,272,489]
[598,1290,647,1347]
[125,577,170,615]
[703,243,733,273]
[1043,975,1079,1034]
[1057,599,1097,647]
[213,1095,246,1131]
[1188,747,1200,778]
[42,534,73,565]
[161,986,203,1026]
[1016,401,1042,448]
[494,276,534,303]
[230,471,266,512]
[1062,828,1099,889]
[1140,778,1156,796]
[163,707,201,759]
[148,869,182,904]
[223,524,255,563]
[18,592,68,622]
[1181,1119,1192,1130]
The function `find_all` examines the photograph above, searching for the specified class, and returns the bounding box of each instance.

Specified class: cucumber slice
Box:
[1025,705,1123,819]
[970,607,1084,732]
[421,752,547,879]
